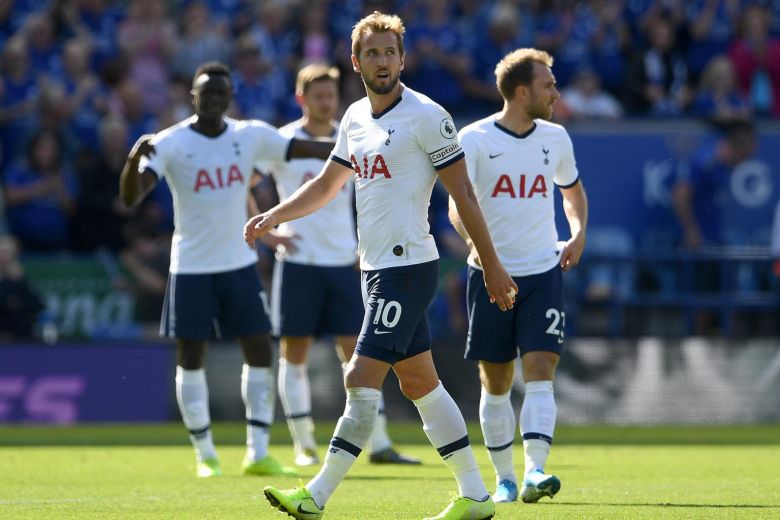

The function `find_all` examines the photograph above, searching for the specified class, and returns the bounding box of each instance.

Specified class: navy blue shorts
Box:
[160,263,271,340]
[270,260,364,337]
[465,265,565,363]
[356,260,439,364]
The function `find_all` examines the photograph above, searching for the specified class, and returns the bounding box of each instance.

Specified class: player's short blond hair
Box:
[295,63,340,95]
[495,48,554,101]
[351,11,405,57]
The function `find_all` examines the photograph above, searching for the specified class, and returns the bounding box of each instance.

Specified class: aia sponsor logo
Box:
[193,165,245,192]
[351,153,391,180]
[491,174,547,198]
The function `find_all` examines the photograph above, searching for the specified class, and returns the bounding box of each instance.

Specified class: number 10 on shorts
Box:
[373,298,402,329]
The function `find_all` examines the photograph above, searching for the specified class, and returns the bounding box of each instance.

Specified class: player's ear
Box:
[294,92,305,108]
[399,52,404,72]
[351,54,360,73]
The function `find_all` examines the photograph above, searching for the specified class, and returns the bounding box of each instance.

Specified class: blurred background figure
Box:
[0,234,45,342]
[690,54,751,126]
[559,66,623,120]
[2,130,77,252]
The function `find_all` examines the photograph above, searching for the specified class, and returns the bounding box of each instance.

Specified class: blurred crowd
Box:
[1,0,780,338]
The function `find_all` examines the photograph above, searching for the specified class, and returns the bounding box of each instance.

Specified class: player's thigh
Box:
[321,264,364,336]
[464,266,518,363]
[356,260,439,365]
[214,264,271,337]
[160,272,216,340]
[271,261,326,337]
[516,265,565,356]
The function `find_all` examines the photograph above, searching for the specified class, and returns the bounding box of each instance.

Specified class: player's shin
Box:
[480,388,517,484]
[307,387,380,508]
[241,364,274,461]
[175,366,217,462]
[414,382,489,500]
[280,358,317,455]
[520,380,556,473]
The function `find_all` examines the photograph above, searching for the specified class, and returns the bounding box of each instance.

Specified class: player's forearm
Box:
[563,183,588,239]
[452,190,501,269]
[119,153,147,208]
[288,138,334,161]
[447,196,472,247]
[268,172,340,224]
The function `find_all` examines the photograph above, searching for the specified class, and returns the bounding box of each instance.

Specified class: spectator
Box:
[119,222,170,329]
[0,37,39,169]
[624,15,692,116]
[672,121,756,250]
[71,115,133,253]
[0,234,45,342]
[170,1,232,81]
[56,38,105,150]
[691,54,751,125]
[685,0,743,79]
[560,67,623,120]
[231,34,284,124]
[21,12,64,80]
[117,0,175,113]
[728,2,780,117]
[296,0,332,65]
[2,130,77,252]
[404,0,471,114]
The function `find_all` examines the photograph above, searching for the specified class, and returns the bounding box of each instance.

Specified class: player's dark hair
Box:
[192,61,232,87]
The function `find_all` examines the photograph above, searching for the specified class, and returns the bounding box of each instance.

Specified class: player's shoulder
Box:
[278,119,304,139]
[459,114,497,138]
[230,117,277,133]
[402,86,449,116]
[533,118,571,141]
[152,116,196,144]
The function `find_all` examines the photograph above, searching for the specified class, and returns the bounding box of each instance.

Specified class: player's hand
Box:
[131,134,156,160]
[258,230,299,254]
[244,212,277,246]
[559,233,585,271]
[482,263,518,312]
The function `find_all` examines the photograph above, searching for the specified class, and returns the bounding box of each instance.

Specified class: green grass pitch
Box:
[1,423,778,519]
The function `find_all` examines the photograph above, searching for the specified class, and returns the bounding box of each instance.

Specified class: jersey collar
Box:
[371,94,403,119]
[493,120,537,139]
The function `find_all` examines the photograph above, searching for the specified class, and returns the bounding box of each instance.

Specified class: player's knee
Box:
[177,340,207,369]
[240,334,272,367]
[522,353,559,381]
[397,372,439,401]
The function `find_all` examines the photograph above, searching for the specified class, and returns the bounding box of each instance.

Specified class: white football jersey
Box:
[331,86,463,270]
[459,116,579,276]
[141,116,290,274]
[259,120,357,266]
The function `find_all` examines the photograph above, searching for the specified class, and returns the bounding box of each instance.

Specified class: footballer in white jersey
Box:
[459,117,579,277]
[450,49,588,507]
[120,62,332,480]
[142,115,290,275]
[262,120,357,267]
[330,87,463,271]
[250,16,515,520]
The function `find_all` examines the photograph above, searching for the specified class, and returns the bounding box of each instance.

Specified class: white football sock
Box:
[241,364,274,461]
[414,382,488,500]
[307,387,380,508]
[520,380,556,474]
[175,366,217,462]
[479,388,517,483]
[279,358,316,453]
[341,361,392,453]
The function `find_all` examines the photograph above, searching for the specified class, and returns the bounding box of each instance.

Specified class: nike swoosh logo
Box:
[297,504,319,515]
[489,153,503,159]
[373,329,392,335]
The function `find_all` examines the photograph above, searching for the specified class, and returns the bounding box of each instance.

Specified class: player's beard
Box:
[362,70,400,95]
[528,92,554,121]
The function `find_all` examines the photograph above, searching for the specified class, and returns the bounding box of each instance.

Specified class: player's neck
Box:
[366,83,403,116]
[301,117,335,138]
[496,106,534,136]
[191,116,227,137]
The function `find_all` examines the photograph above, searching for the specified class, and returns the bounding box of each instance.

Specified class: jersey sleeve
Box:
[555,130,579,188]
[329,109,352,169]
[416,104,464,170]
[247,120,291,164]
[457,128,479,184]
[140,134,169,179]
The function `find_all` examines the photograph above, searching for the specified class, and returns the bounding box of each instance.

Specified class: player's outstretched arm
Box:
[559,180,588,271]
[288,137,335,161]
[439,158,517,311]
[244,159,353,245]
[119,134,158,208]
